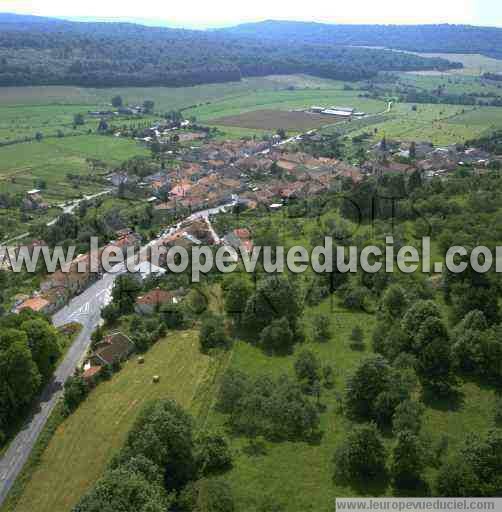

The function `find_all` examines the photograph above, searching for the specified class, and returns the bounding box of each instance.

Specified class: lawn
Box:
[7,330,220,512]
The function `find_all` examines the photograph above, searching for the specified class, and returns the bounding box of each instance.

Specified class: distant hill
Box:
[220,20,502,60]
[0,13,462,88]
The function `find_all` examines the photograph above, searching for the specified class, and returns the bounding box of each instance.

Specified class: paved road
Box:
[0,202,233,507]
[0,272,114,506]
[47,189,112,227]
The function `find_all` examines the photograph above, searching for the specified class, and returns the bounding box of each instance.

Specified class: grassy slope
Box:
[8,330,219,512]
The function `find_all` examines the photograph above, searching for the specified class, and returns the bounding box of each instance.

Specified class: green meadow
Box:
[0,135,148,200]
[4,331,222,512]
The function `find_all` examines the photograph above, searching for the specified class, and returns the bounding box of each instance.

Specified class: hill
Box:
[0,13,460,88]
[221,20,502,59]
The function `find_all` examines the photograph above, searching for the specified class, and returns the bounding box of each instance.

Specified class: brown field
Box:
[210,109,343,131]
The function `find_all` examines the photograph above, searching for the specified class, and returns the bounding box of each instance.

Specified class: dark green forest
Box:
[0,14,461,87]
[222,20,502,59]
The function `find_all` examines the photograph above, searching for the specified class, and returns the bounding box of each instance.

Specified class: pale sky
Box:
[1,0,501,28]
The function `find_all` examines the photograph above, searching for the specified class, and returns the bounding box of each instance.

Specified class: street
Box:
[0,203,229,507]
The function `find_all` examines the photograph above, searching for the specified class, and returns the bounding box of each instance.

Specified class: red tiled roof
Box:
[83,366,102,380]
[17,296,50,313]
[136,288,174,306]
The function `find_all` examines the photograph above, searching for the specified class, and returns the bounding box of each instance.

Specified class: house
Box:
[224,228,253,255]
[22,190,49,211]
[107,172,130,187]
[87,332,134,367]
[134,288,181,315]
[14,296,51,314]
[82,366,102,383]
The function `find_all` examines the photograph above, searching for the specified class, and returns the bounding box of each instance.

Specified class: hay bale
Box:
[138,356,145,364]
[153,375,160,383]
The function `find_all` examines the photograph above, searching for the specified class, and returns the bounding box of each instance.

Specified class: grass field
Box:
[203,296,497,512]
[7,330,220,512]
[334,103,501,145]
[185,90,386,123]
[0,76,346,109]
[409,53,502,76]
[0,135,148,200]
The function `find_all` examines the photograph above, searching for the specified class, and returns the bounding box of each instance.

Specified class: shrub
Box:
[199,315,230,353]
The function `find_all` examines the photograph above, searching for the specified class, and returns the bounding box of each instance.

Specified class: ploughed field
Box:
[209,109,345,131]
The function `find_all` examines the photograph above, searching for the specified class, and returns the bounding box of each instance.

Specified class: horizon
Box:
[1,0,501,29]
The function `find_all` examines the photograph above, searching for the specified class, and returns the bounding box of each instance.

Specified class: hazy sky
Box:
[1,0,501,27]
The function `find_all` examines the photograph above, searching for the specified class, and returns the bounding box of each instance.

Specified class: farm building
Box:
[86,332,134,367]
[321,107,354,117]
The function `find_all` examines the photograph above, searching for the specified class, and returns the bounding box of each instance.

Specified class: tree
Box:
[73,113,85,126]
[199,315,230,353]
[217,369,250,414]
[333,423,387,482]
[259,317,294,354]
[97,119,109,132]
[414,316,456,395]
[409,141,416,159]
[178,478,234,512]
[380,284,408,320]
[160,302,186,329]
[123,399,195,491]
[349,326,365,350]
[343,286,369,311]
[63,375,89,415]
[313,313,331,342]
[401,300,441,339]
[21,319,61,381]
[73,461,170,512]
[112,95,123,108]
[195,431,233,475]
[391,430,426,490]
[224,277,252,319]
[344,355,392,420]
[111,274,142,315]
[294,349,320,393]
[143,100,155,113]
[436,429,502,497]
[244,275,303,336]
[392,399,424,436]
[0,338,41,414]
